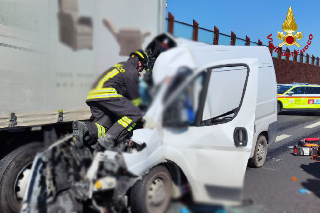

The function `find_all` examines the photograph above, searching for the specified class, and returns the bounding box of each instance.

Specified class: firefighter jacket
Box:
[86,57,141,106]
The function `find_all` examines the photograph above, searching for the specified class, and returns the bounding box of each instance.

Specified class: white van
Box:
[151,36,278,168]
[22,34,277,212]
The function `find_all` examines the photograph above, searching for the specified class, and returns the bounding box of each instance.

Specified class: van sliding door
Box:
[163,58,259,205]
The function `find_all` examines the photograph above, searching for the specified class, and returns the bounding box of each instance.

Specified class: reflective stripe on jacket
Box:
[86,58,141,104]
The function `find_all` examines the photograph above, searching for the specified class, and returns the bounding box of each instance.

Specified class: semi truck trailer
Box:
[0,0,166,212]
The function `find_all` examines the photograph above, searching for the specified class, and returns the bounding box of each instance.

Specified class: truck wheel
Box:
[248,135,268,168]
[277,102,282,114]
[0,142,44,213]
[130,165,172,213]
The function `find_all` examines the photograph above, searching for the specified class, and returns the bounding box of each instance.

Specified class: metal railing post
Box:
[231,31,236,46]
[213,26,219,45]
[168,12,174,35]
[293,49,298,82]
[306,54,310,83]
[311,55,315,84]
[317,57,320,84]
[285,48,290,84]
[300,53,304,82]
[245,36,250,46]
[192,19,199,41]
[278,47,282,83]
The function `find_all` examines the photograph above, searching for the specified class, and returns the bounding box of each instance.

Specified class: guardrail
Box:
[166,12,320,85]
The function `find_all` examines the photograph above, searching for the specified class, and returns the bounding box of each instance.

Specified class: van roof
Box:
[152,35,273,85]
[176,37,273,66]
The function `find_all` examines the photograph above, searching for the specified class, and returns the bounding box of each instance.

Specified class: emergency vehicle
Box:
[277,84,320,114]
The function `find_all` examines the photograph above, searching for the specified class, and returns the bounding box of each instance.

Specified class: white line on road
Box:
[261,167,276,171]
[304,121,320,129]
[275,134,291,142]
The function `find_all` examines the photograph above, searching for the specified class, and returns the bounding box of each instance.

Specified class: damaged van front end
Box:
[21,129,166,213]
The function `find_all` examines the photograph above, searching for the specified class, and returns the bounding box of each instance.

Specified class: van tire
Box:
[0,142,44,213]
[248,135,267,168]
[277,102,282,114]
[130,165,172,213]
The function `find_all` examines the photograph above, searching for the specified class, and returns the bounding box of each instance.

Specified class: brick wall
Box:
[272,58,320,84]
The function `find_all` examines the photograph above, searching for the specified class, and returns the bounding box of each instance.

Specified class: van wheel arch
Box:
[162,161,190,198]
[260,131,269,144]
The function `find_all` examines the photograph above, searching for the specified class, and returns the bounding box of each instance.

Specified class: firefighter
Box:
[72,50,152,150]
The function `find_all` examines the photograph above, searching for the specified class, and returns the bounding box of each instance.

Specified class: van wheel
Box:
[130,165,172,213]
[0,142,44,213]
[277,102,282,114]
[248,135,267,168]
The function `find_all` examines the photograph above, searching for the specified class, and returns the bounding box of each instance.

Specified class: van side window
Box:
[315,87,320,94]
[290,87,306,94]
[305,87,320,94]
[201,66,248,125]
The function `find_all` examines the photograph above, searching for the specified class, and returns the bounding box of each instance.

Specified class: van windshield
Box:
[277,86,292,94]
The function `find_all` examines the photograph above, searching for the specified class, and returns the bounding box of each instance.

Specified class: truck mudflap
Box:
[20,134,149,213]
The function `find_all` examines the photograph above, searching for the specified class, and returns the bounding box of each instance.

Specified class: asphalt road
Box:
[243,111,320,213]
[169,111,320,213]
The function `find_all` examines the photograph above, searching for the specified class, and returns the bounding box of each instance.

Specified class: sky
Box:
[166,0,320,58]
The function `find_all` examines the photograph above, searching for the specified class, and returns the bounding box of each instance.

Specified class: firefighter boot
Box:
[72,121,89,148]
[97,133,116,150]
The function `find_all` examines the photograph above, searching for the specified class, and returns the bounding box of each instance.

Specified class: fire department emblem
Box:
[277,7,303,47]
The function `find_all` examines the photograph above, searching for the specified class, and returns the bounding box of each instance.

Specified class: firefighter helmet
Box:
[130,50,151,71]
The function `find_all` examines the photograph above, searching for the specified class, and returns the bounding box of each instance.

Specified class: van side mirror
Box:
[163,99,189,128]
[287,91,294,96]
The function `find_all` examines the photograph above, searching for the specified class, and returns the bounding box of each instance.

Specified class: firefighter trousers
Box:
[86,97,143,142]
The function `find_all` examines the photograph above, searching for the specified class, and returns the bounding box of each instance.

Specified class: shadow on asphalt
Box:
[169,193,224,213]
[169,192,254,213]
[300,162,320,199]
[279,111,320,116]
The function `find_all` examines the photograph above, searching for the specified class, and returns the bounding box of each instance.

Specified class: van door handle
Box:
[233,127,248,147]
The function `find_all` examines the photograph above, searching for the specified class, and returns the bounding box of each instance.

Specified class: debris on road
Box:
[293,138,319,156]
[291,176,297,181]
[298,189,311,194]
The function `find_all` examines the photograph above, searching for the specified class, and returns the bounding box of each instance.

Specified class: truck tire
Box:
[248,135,268,168]
[0,142,44,213]
[130,165,172,213]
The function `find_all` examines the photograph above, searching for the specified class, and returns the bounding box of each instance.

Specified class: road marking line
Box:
[275,134,291,142]
[261,167,276,171]
[304,121,320,129]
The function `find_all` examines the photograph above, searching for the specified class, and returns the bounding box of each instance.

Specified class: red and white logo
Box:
[308,99,314,104]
